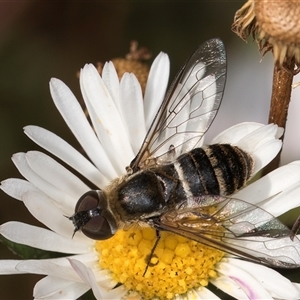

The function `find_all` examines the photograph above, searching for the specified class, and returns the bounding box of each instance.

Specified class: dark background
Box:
[1,1,299,299]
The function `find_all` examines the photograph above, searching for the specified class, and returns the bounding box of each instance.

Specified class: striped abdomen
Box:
[115,144,254,219]
[172,144,254,198]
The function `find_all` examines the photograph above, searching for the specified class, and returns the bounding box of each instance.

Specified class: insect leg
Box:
[290,215,300,241]
[143,229,161,277]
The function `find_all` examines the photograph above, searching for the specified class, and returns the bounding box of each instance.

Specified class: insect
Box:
[69,38,300,269]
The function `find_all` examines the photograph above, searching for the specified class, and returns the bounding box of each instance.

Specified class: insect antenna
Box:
[63,215,78,238]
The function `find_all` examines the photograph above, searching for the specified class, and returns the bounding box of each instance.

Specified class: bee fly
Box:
[69,38,300,269]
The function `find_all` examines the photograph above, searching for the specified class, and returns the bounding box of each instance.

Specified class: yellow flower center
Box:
[96,226,224,299]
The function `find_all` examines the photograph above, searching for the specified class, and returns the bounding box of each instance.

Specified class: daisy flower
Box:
[1,51,300,300]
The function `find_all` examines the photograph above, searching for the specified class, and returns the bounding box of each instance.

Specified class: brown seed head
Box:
[97,41,151,93]
[232,0,300,68]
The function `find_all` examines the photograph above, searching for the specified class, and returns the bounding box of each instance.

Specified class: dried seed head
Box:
[111,58,150,93]
[232,0,300,68]
[97,41,151,93]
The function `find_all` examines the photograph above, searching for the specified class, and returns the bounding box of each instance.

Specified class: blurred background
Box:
[1,1,300,299]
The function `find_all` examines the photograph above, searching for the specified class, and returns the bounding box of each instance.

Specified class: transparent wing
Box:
[130,38,226,171]
[158,196,300,268]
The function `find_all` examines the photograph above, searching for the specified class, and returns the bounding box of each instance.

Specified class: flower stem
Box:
[263,58,295,174]
[268,59,295,128]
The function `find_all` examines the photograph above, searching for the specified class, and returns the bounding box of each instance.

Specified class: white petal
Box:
[24,125,109,187]
[227,258,300,299]
[235,161,300,205]
[92,269,116,290]
[144,52,170,129]
[0,178,37,201]
[98,284,128,299]
[68,258,105,299]
[232,124,282,174]
[16,253,97,280]
[68,255,125,297]
[49,78,117,180]
[25,151,89,201]
[12,152,86,210]
[292,283,300,295]
[16,259,80,281]
[251,139,282,174]
[34,276,89,300]
[67,252,99,267]
[193,286,220,299]
[22,190,92,244]
[216,261,273,299]
[0,222,90,254]
[119,73,146,153]
[12,153,74,209]
[102,61,120,112]
[235,123,281,152]
[210,274,249,299]
[0,260,25,274]
[80,64,134,174]
[260,180,300,217]
[211,122,264,144]
[185,289,202,300]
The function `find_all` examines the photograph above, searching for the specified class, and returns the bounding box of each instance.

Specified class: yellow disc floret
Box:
[96,226,224,300]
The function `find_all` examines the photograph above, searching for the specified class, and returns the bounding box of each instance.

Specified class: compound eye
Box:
[72,190,116,240]
[82,215,114,240]
[75,190,100,213]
